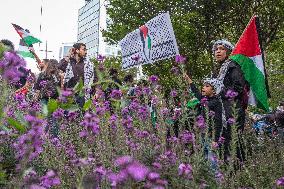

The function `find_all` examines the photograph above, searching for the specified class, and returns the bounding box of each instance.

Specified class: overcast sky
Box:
[0,0,85,72]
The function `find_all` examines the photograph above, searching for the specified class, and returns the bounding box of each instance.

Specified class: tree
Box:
[104,0,284,97]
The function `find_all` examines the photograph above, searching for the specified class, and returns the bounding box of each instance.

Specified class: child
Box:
[184,73,225,143]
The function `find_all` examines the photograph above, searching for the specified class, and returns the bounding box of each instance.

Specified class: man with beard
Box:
[59,43,97,107]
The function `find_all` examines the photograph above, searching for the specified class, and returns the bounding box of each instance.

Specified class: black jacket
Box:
[190,83,223,142]
[215,59,249,130]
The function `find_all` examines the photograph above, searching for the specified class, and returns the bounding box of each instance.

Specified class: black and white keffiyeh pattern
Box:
[63,59,94,100]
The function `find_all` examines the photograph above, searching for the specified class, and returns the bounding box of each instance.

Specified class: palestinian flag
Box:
[139,25,151,61]
[230,15,269,111]
[12,23,41,46]
[17,39,34,58]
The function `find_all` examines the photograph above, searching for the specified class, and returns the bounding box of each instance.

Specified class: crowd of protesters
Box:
[1,38,283,166]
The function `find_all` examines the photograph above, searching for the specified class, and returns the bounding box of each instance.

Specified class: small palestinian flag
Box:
[230,15,269,111]
[17,39,34,58]
[12,23,41,46]
[139,25,151,61]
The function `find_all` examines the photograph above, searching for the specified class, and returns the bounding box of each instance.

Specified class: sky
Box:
[0,0,85,73]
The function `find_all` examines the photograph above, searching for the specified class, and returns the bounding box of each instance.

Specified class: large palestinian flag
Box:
[12,23,41,46]
[230,16,269,111]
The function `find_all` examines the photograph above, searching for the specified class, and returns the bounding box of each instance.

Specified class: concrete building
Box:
[58,42,75,60]
[77,0,120,59]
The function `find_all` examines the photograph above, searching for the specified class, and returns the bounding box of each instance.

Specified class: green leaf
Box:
[7,118,26,133]
[66,104,80,112]
[73,79,84,94]
[47,99,58,116]
[83,99,92,111]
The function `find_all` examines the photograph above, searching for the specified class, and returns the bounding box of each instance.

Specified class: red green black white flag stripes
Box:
[12,23,41,46]
[230,15,269,111]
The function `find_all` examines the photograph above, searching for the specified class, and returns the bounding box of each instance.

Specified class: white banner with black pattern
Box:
[119,12,179,70]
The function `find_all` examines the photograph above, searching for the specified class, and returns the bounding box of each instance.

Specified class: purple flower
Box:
[171,66,180,75]
[175,55,186,64]
[178,163,192,179]
[160,108,170,117]
[80,112,100,136]
[196,115,206,130]
[147,172,160,181]
[13,114,45,161]
[180,130,195,144]
[98,62,105,72]
[97,54,106,62]
[122,116,133,131]
[115,156,133,167]
[225,89,238,100]
[173,108,181,120]
[215,171,224,183]
[276,177,284,186]
[227,117,236,125]
[52,108,64,119]
[40,170,61,188]
[39,80,48,87]
[137,105,149,121]
[149,75,159,84]
[170,89,177,97]
[131,54,140,61]
[143,87,151,95]
[0,52,26,83]
[218,136,225,144]
[110,89,122,100]
[200,97,208,106]
[126,162,149,181]
[152,162,162,170]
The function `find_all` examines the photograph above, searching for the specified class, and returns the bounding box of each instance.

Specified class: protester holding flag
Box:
[212,39,248,162]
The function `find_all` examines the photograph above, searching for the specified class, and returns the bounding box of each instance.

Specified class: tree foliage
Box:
[104,0,284,105]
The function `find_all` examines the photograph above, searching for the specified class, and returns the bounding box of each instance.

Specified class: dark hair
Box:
[46,59,59,76]
[0,39,15,51]
[73,43,86,50]
[124,74,133,83]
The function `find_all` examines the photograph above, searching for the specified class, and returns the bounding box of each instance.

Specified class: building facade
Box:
[77,0,120,59]
[58,42,75,60]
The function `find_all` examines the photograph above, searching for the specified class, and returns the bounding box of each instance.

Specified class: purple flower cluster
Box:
[13,115,45,161]
[109,114,118,130]
[157,150,177,166]
[110,89,122,100]
[109,156,149,186]
[227,117,236,125]
[40,170,61,188]
[178,163,193,179]
[225,89,238,100]
[180,130,195,144]
[0,51,26,83]
[149,75,159,84]
[276,177,284,186]
[160,107,170,117]
[97,54,106,62]
[170,89,178,98]
[58,89,73,103]
[173,108,182,120]
[52,108,65,119]
[109,156,168,188]
[80,112,100,137]
[137,105,149,121]
[175,55,186,64]
[196,115,206,130]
